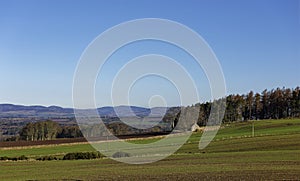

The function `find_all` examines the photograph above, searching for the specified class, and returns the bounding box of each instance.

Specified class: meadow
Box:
[0,119,299,180]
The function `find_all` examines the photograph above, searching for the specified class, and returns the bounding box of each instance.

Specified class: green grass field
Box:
[0,119,300,180]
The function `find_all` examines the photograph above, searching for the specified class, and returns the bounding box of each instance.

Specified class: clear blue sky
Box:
[0,0,299,108]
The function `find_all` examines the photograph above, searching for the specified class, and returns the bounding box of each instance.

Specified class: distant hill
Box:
[0,104,74,118]
[0,104,168,118]
[97,106,168,117]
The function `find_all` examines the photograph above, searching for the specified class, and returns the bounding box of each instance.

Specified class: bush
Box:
[0,156,9,161]
[0,155,28,161]
[63,153,76,160]
[36,155,58,161]
[18,155,28,160]
[11,157,18,161]
[63,152,103,160]
[112,151,130,158]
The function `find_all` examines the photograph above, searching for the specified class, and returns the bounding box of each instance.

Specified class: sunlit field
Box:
[0,119,299,180]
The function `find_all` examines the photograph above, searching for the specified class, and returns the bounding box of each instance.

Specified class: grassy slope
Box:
[0,119,299,180]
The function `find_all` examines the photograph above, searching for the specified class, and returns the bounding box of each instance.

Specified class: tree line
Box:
[195,87,300,125]
[19,121,82,141]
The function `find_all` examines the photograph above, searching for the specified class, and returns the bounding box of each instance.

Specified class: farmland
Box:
[0,119,300,180]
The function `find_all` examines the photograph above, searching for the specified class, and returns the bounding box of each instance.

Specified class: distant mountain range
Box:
[0,104,168,118]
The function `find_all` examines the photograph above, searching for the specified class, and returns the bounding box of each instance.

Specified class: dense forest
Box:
[16,87,300,141]
[196,87,300,126]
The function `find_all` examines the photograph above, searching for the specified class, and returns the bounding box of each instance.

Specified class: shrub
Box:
[18,155,28,160]
[36,155,58,161]
[112,151,130,158]
[63,153,76,160]
[11,157,18,161]
[63,152,103,160]
[0,155,28,161]
[0,156,9,161]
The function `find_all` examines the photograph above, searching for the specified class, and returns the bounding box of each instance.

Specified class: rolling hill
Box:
[0,104,168,118]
